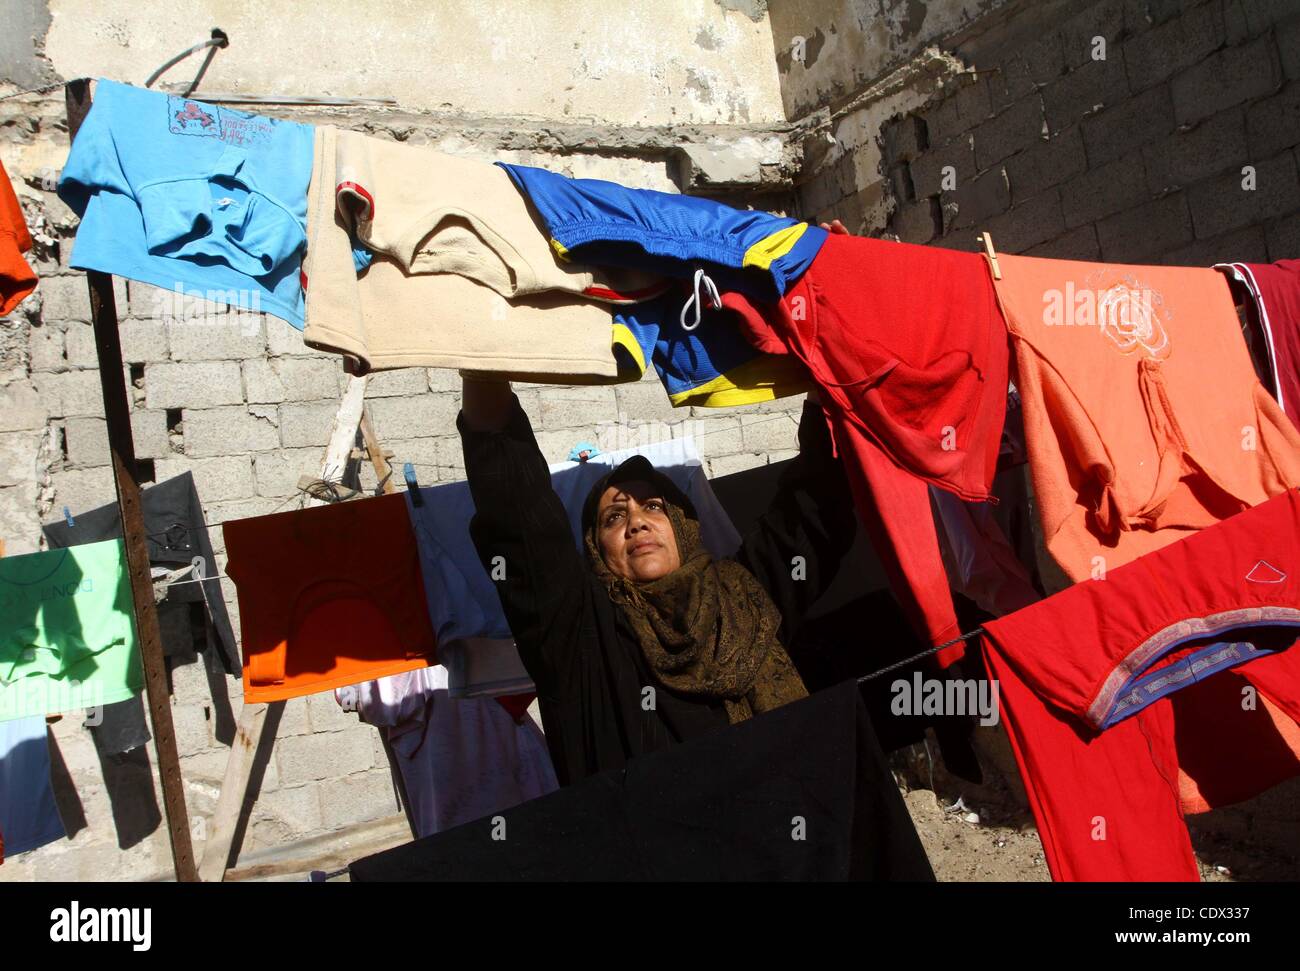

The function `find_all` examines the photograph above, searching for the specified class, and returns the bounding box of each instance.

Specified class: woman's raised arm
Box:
[458,376,591,700]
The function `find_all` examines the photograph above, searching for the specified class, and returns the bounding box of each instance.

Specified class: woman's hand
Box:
[460,372,514,432]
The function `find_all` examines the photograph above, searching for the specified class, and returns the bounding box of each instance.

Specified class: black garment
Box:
[85,696,151,755]
[42,471,238,672]
[349,679,934,881]
[459,396,856,787]
[90,732,162,850]
[713,457,983,781]
[62,601,213,757]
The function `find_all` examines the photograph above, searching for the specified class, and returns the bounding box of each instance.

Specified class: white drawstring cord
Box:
[679,268,721,332]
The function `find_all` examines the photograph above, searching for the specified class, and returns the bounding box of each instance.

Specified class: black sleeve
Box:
[459,394,593,700]
[734,401,859,644]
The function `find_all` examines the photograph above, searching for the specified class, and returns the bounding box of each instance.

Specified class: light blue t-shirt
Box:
[0,716,66,857]
[58,80,315,328]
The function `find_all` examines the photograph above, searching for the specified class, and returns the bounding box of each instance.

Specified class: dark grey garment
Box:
[42,471,238,672]
[85,695,151,756]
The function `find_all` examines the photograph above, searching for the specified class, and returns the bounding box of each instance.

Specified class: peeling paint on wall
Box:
[685,66,716,104]
[769,0,1011,120]
[886,0,931,41]
[695,26,722,50]
[775,26,828,74]
[38,0,787,125]
[716,0,769,23]
[0,0,57,87]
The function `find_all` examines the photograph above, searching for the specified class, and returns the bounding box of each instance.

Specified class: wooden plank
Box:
[200,373,371,880]
[197,702,274,881]
[315,374,369,505]
[65,79,198,883]
[359,408,396,495]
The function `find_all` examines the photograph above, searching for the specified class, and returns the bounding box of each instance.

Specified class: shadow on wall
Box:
[42,605,242,854]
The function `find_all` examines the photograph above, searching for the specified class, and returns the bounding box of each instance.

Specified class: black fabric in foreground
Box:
[349,679,934,882]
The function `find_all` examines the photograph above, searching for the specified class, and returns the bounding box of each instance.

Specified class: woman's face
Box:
[596,480,682,582]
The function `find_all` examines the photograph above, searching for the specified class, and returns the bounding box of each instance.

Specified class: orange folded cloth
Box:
[223,493,437,703]
[991,253,1300,581]
[0,160,38,316]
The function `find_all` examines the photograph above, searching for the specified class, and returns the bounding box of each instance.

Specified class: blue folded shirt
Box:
[58,80,314,328]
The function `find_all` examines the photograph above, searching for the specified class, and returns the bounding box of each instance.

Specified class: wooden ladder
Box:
[197,373,402,881]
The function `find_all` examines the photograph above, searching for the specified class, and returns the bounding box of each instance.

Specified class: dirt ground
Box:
[893,725,1300,882]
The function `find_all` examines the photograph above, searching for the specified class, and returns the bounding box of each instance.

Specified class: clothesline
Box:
[110,407,807,545]
[0,82,66,102]
[128,398,980,688]
[160,590,988,686]
[855,627,987,683]
[1,30,228,104]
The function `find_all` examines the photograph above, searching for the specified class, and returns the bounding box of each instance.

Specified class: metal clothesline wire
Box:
[855,627,987,683]
[0,81,66,102]
[157,585,987,688]
[1,28,229,104]
[115,406,806,542]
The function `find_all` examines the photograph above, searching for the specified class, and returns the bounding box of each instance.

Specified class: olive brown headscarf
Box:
[580,455,807,724]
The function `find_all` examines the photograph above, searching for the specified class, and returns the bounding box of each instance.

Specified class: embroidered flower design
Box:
[1087,271,1171,360]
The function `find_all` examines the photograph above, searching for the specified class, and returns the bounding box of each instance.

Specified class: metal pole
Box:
[64,79,199,882]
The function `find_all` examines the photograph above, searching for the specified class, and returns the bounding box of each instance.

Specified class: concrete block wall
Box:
[872,0,1300,264]
[0,23,809,875]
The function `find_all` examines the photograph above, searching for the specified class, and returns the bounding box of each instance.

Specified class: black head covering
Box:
[579,455,698,543]
[577,455,807,723]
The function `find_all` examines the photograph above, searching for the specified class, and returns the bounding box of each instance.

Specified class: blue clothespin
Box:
[404,463,422,506]
[568,441,601,463]
[63,506,75,527]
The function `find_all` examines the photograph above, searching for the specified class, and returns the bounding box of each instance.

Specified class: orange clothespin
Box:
[979,231,1002,281]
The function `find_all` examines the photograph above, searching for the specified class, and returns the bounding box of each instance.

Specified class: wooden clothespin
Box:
[979,231,1002,281]
[404,463,422,507]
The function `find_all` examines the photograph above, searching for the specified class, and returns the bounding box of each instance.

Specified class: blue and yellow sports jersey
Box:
[613,286,812,408]
[497,162,827,301]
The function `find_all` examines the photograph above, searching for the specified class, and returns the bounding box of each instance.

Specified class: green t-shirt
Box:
[0,538,142,721]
